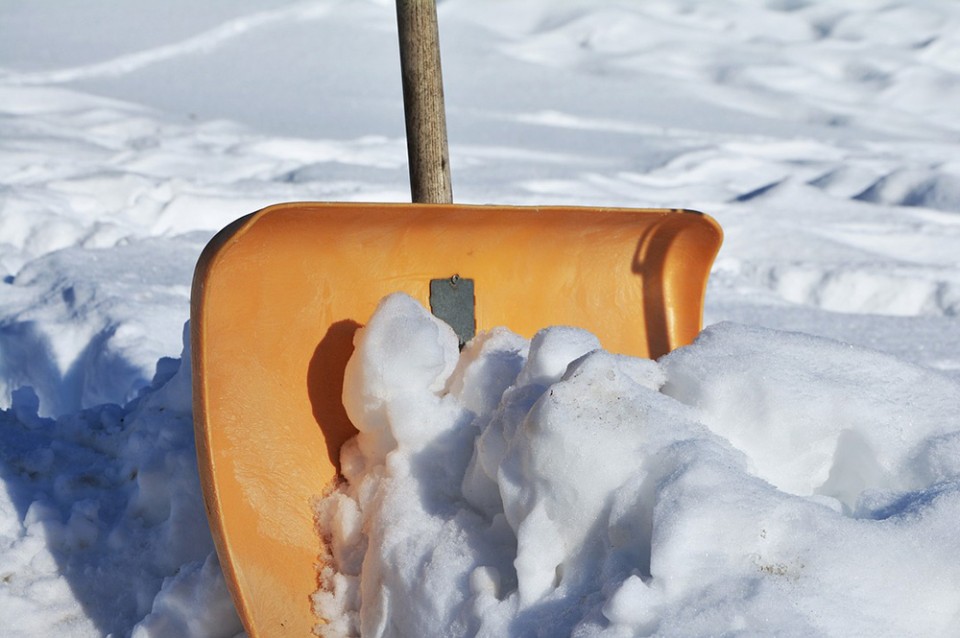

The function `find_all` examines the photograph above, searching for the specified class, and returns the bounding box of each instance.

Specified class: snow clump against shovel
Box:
[313,292,960,638]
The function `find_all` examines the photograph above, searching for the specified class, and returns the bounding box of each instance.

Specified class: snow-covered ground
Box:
[1,0,959,636]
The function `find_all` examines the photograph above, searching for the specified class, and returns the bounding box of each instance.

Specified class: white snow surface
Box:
[1,0,959,636]
[316,294,960,637]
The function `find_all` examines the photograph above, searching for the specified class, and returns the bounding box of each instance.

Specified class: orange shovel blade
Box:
[191,202,722,636]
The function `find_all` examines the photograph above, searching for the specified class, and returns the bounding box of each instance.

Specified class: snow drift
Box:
[313,294,960,637]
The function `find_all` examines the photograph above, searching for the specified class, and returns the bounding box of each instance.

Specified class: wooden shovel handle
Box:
[397,0,453,204]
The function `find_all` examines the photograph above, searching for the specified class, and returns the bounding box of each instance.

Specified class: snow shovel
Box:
[191,1,722,636]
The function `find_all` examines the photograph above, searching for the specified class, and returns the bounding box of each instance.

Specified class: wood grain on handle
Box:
[397,0,453,204]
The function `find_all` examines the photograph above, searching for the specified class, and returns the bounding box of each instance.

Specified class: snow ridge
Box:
[3,1,337,86]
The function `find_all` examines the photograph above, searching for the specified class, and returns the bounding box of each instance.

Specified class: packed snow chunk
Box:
[514,326,601,387]
[497,350,688,607]
[314,295,707,636]
[316,300,960,637]
[447,327,529,417]
[601,574,660,631]
[341,292,462,466]
[461,326,601,522]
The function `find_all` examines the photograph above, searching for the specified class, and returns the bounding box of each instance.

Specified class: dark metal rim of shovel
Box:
[190,1,723,636]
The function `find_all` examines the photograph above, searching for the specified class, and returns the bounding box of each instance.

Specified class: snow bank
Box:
[0,325,242,637]
[314,294,960,637]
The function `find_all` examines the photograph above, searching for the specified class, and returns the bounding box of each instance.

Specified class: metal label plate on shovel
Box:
[191,201,721,636]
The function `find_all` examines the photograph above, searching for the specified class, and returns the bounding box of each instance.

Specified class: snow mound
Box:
[855,169,960,213]
[0,325,242,637]
[314,294,960,637]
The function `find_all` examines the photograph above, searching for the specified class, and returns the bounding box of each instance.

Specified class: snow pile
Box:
[0,326,241,637]
[314,294,960,637]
